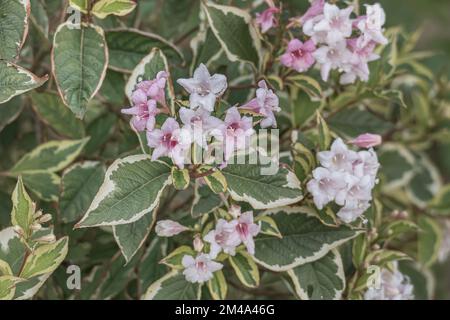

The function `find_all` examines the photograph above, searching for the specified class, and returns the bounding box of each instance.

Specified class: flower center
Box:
[195,261,207,271]
[292,49,305,58]
[162,133,178,148]
[236,222,249,237]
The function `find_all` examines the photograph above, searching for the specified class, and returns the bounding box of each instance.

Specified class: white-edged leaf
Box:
[142,270,201,300]
[207,269,227,300]
[0,275,22,300]
[52,22,108,118]
[228,250,260,288]
[418,216,442,268]
[287,249,345,300]
[378,143,415,191]
[0,60,48,104]
[202,2,261,68]
[0,96,23,133]
[22,172,60,202]
[0,0,30,59]
[253,207,362,271]
[191,181,222,218]
[10,177,34,236]
[59,161,106,223]
[92,0,136,19]
[222,164,303,209]
[75,155,171,228]
[10,138,89,174]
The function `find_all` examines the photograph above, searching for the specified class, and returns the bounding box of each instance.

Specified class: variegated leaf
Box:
[228,250,260,288]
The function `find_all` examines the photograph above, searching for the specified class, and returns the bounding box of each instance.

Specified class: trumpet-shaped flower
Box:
[182,254,223,283]
[256,6,280,33]
[280,39,316,73]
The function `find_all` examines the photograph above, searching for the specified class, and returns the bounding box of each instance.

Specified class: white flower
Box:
[204,219,241,258]
[317,138,358,172]
[364,262,414,300]
[337,199,370,223]
[177,64,227,111]
[357,3,388,46]
[155,219,190,237]
[312,3,353,44]
[235,211,261,255]
[182,254,223,284]
[438,220,450,262]
[179,107,223,147]
[313,41,353,82]
[306,167,347,209]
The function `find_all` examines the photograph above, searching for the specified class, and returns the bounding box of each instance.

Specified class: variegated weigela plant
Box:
[0,0,449,300]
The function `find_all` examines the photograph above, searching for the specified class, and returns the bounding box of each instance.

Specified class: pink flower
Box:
[155,219,189,237]
[182,254,223,283]
[147,118,191,168]
[280,39,316,73]
[121,90,160,131]
[204,219,241,258]
[136,71,168,106]
[179,107,223,147]
[350,133,382,149]
[215,107,254,160]
[255,6,280,33]
[240,80,280,128]
[301,0,325,23]
[235,211,260,255]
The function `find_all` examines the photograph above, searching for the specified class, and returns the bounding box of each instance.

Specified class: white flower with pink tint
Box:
[350,133,382,149]
[147,118,192,168]
[317,138,358,172]
[340,38,380,84]
[215,107,254,160]
[307,167,347,209]
[337,200,371,224]
[313,41,353,82]
[179,107,223,147]
[240,80,280,128]
[235,211,261,255]
[438,221,450,263]
[177,64,227,112]
[121,90,160,131]
[301,0,325,24]
[155,219,189,237]
[182,254,223,284]
[308,3,353,44]
[357,3,388,46]
[280,39,316,73]
[204,219,241,258]
[255,6,280,33]
[136,71,168,106]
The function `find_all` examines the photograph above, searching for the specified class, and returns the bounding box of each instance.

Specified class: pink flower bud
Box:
[350,133,382,148]
[193,235,204,252]
[155,220,189,237]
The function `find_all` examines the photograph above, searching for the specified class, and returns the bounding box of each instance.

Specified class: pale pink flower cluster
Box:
[364,262,414,300]
[122,64,281,168]
[307,138,380,223]
[438,220,450,263]
[280,1,388,84]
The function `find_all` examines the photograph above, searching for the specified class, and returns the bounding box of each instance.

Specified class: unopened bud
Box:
[155,220,189,237]
[35,234,56,243]
[193,235,204,252]
[31,223,42,231]
[33,210,43,219]
[349,133,382,149]
[229,205,241,219]
[38,214,52,224]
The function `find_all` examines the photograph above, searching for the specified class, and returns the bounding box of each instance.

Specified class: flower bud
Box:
[35,234,56,243]
[350,133,382,149]
[31,223,42,231]
[155,220,189,237]
[38,214,52,224]
[193,235,204,252]
[229,205,241,219]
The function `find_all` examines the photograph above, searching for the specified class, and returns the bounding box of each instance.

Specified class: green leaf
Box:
[160,246,195,270]
[429,184,450,215]
[228,250,260,288]
[10,177,34,236]
[171,167,190,190]
[84,112,117,155]
[69,0,88,13]
[199,166,227,194]
[378,143,415,191]
[202,2,261,68]
[365,249,410,268]
[0,260,12,276]
[292,141,316,181]
[125,48,175,114]
[405,153,442,208]
[398,260,434,300]
[291,91,322,128]
[22,172,61,202]
[253,207,362,271]
[113,210,156,263]
[207,269,227,300]
[0,227,26,274]
[13,273,51,300]
[105,29,183,73]
[316,112,331,151]
[143,270,201,300]
[222,164,303,209]
[191,28,223,72]
[30,0,49,38]
[0,96,23,133]
[0,61,48,104]
[418,216,442,267]
[328,108,393,138]
[0,275,22,300]
[352,233,368,268]
[52,22,108,118]
[30,92,85,139]
[256,215,282,238]
[92,0,136,19]
[20,237,69,279]
[379,220,418,240]
[0,0,30,59]
[288,75,323,100]
[98,70,125,104]
[287,249,345,300]
[374,89,407,108]
[10,138,89,174]
[76,155,171,228]
[59,161,105,223]
[191,182,222,218]
[139,238,169,291]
